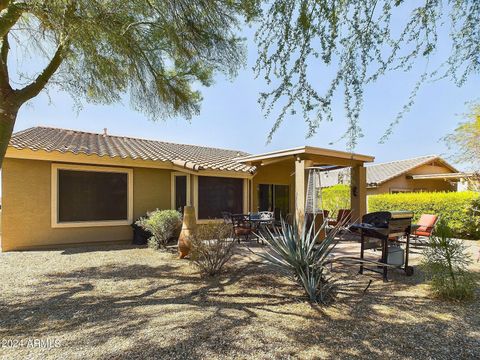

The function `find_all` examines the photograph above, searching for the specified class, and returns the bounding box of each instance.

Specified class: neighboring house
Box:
[320,155,463,195]
[1,126,373,251]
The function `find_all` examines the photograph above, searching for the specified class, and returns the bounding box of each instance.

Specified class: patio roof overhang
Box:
[239,146,374,231]
[236,146,374,168]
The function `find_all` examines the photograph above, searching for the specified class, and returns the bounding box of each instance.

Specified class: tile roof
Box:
[320,155,457,187]
[9,127,255,173]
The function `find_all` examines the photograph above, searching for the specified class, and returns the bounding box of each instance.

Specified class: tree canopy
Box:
[444,102,480,171]
[0,0,257,166]
[254,0,480,148]
[2,0,479,166]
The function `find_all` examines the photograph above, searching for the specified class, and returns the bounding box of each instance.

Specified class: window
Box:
[198,176,243,219]
[390,188,412,194]
[52,164,133,227]
[171,172,190,213]
[258,184,290,220]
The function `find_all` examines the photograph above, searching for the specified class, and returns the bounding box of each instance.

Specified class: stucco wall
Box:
[252,161,295,214]
[1,158,172,251]
[367,163,456,195]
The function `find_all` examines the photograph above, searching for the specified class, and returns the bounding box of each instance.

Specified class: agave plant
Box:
[256,216,345,304]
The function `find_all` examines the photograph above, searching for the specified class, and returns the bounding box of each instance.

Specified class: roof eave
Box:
[5,147,255,177]
[237,145,374,165]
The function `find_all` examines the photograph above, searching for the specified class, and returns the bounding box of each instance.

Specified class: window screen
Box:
[198,176,243,219]
[175,175,187,213]
[58,170,128,222]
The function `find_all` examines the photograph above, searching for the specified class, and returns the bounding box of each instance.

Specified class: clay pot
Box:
[178,206,197,259]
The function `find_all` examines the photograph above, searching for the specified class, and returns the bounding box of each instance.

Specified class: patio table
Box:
[249,218,274,235]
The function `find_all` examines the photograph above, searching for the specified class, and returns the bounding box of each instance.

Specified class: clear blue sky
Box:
[12,26,479,169]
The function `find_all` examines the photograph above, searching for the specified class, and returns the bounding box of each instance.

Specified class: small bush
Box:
[190,223,235,277]
[368,191,480,239]
[137,209,182,250]
[422,221,476,300]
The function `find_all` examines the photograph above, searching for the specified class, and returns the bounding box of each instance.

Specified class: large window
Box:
[52,164,133,227]
[198,176,243,219]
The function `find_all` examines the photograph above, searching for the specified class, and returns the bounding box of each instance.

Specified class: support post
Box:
[350,165,367,223]
[294,158,312,231]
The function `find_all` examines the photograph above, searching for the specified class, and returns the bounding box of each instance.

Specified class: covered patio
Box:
[237,146,374,227]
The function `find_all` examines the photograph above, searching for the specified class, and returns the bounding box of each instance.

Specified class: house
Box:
[320,155,464,195]
[1,126,374,251]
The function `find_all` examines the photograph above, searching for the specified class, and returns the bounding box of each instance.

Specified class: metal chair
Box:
[231,214,253,243]
[259,211,274,220]
[411,214,439,246]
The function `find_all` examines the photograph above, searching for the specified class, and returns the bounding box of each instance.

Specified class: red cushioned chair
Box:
[327,209,352,227]
[411,214,439,246]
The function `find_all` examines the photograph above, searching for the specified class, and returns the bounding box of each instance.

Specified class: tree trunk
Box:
[0,102,18,169]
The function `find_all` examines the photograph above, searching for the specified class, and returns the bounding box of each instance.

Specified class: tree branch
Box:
[0,2,25,38]
[0,33,10,87]
[15,43,66,103]
[0,1,10,12]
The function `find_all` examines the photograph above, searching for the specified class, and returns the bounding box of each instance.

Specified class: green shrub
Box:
[190,223,235,277]
[368,191,480,239]
[421,221,476,300]
[137,209,182,250]
[321,184,350,218]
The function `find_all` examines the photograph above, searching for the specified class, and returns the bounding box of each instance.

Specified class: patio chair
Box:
[259,211,274,220]
[327,209,352,227]
[231,214,253,243]
[411,214,439,246]
[249,212,260,220]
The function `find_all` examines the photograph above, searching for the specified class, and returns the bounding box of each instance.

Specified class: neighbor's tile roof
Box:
[320,155,456,187]
[9,127,255,173]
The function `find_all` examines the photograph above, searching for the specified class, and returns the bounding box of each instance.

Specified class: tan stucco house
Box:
[1,126,373,251]
[320,155,463,195]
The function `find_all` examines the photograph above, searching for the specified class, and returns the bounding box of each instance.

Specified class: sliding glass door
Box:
[258,184,289,220]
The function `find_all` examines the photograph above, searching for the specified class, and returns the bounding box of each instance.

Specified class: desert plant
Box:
[190,223,235,277]
[137,209,182,250]
[256,217,343,304]
[422,221,476,300]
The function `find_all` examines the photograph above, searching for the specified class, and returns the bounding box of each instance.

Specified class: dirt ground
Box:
[0,240,478,359]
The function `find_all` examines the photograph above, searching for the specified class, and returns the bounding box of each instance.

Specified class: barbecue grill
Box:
[351,211,414,281]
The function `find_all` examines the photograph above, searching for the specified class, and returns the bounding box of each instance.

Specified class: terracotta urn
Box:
[178,206,197,259]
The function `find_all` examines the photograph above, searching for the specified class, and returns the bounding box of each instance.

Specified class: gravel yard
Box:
[0,241,479,360]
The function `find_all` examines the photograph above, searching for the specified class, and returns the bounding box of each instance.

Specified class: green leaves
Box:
[4,0,253,120]
[254,0,480,147]
[443,102,480,172]
[321,184,351,217]
[368,191,480,239]
[421,221,476,300]
[138,209,182,249]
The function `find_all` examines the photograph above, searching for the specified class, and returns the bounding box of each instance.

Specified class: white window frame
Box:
[171,172,191,210]
[51,163,133,228]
